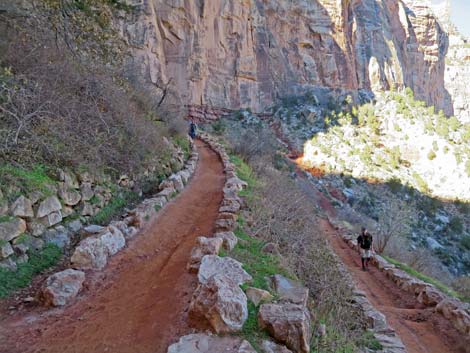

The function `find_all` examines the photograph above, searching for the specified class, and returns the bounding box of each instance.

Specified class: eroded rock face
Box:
[189,274,248,334]
[167,334,256,353]
[119,0,450,114]
[258,303,311,353]
[42,269,85,307]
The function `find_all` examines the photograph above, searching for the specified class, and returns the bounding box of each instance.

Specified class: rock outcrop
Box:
[120,0,451,115]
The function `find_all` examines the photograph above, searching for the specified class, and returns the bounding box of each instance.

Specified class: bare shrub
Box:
[0,4,175,176]
[374,198,414,253]
[246,158,366,351]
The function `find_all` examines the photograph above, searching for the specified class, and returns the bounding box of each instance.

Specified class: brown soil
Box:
[320,218,468,353]
[0,139,224,353]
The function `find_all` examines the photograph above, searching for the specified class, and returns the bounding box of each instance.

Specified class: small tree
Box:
[374,198,414,253]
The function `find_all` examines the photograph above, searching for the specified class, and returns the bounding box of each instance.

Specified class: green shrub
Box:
[0,243,62,298]
[427,150,437,160]
[91,191,139,225]
[460,235,470,250]
[449,216,463,234]
[386,177,402,194]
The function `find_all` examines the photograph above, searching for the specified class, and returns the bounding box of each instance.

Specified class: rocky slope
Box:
[120,0,450,114]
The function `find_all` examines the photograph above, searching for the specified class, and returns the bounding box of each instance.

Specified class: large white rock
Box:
[271,275,309,307]
[42,269,85,307]
[215,231,238,251]
[0,218,27,242]
[10,196,34,218]
[189,274,248,333]
[167,334,256,353]
[198,255,252,286]
[187,237,223,273]
[36,196,62,218]
[71,236,108,270]
[258,303,311,353]
[99,228,126,256]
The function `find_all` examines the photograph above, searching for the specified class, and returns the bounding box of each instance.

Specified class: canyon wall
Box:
[119,0,452,114]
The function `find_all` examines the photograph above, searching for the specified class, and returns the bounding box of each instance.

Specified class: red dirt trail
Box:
[320,219,467,353]
[0,139,224,353]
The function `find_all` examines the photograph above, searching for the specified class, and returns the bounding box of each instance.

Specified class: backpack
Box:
[362,235,372,249]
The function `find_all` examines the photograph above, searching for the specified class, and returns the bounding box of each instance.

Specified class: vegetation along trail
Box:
[295,175,466,353]
[0,140,224,353]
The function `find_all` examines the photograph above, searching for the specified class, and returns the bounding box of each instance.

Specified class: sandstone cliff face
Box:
[119,0,450,114]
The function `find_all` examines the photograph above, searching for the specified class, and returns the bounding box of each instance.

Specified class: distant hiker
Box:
[357,227,373,271]
[189,120,197,139]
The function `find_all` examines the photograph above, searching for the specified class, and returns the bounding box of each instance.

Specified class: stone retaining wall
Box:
[330,218,470,338]
[40,142,199,306]
[0,140,188,273]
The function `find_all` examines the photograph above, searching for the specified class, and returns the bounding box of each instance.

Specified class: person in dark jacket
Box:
[357,227,373,271]
[189,120,197,139]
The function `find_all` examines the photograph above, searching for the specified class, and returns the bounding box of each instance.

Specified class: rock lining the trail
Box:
[172,133,300,353]
[42,142,200,306]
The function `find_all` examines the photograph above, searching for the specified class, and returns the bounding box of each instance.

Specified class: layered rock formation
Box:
[120,0,451,114]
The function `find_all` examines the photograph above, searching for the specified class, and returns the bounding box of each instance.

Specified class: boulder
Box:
[59,170,79,189]
[436,298,470,335]
[416,286,445,306]
[225,177,248,192]
[43,226,71,249]
[158,187,176,201]
[71,236,108,270]
[27,220,46,236]
[178,170,191,185]
[41,269,85,307]
[84,224,106,234]
[58,184,81,206]
[62,206,74,218]
[215,218,236,232]
[220,202,241,214]
[373,333,407,353]
[0,218,27,242]
[189,274,248,333]
[10,196,34,218]
[66,219,82,233]
[36,196,62,218]
[198,255,252,286]
[271,275,309,307]
[169,174,184,192]
[40,211,63,227]
[261,340,293,353]
[258,303,311,353]
[81,202,94,216]
[159,179,174,190]
[0,242,14,259]
[167,334,256,353]
[187,237,223,272]
[215,231,238,251]
[246,287,273,306]
[100,229,126,256]
[80,182,94,201]
[12,242,29,255]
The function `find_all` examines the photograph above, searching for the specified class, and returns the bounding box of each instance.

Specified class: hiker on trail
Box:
[189,120,197,139]
[357,227,373,271]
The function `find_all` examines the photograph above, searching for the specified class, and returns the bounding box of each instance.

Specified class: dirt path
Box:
[0,139,224,353]
[320,215,466,353]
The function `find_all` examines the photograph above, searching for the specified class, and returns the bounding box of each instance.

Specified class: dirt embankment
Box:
[0,139,225,353]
